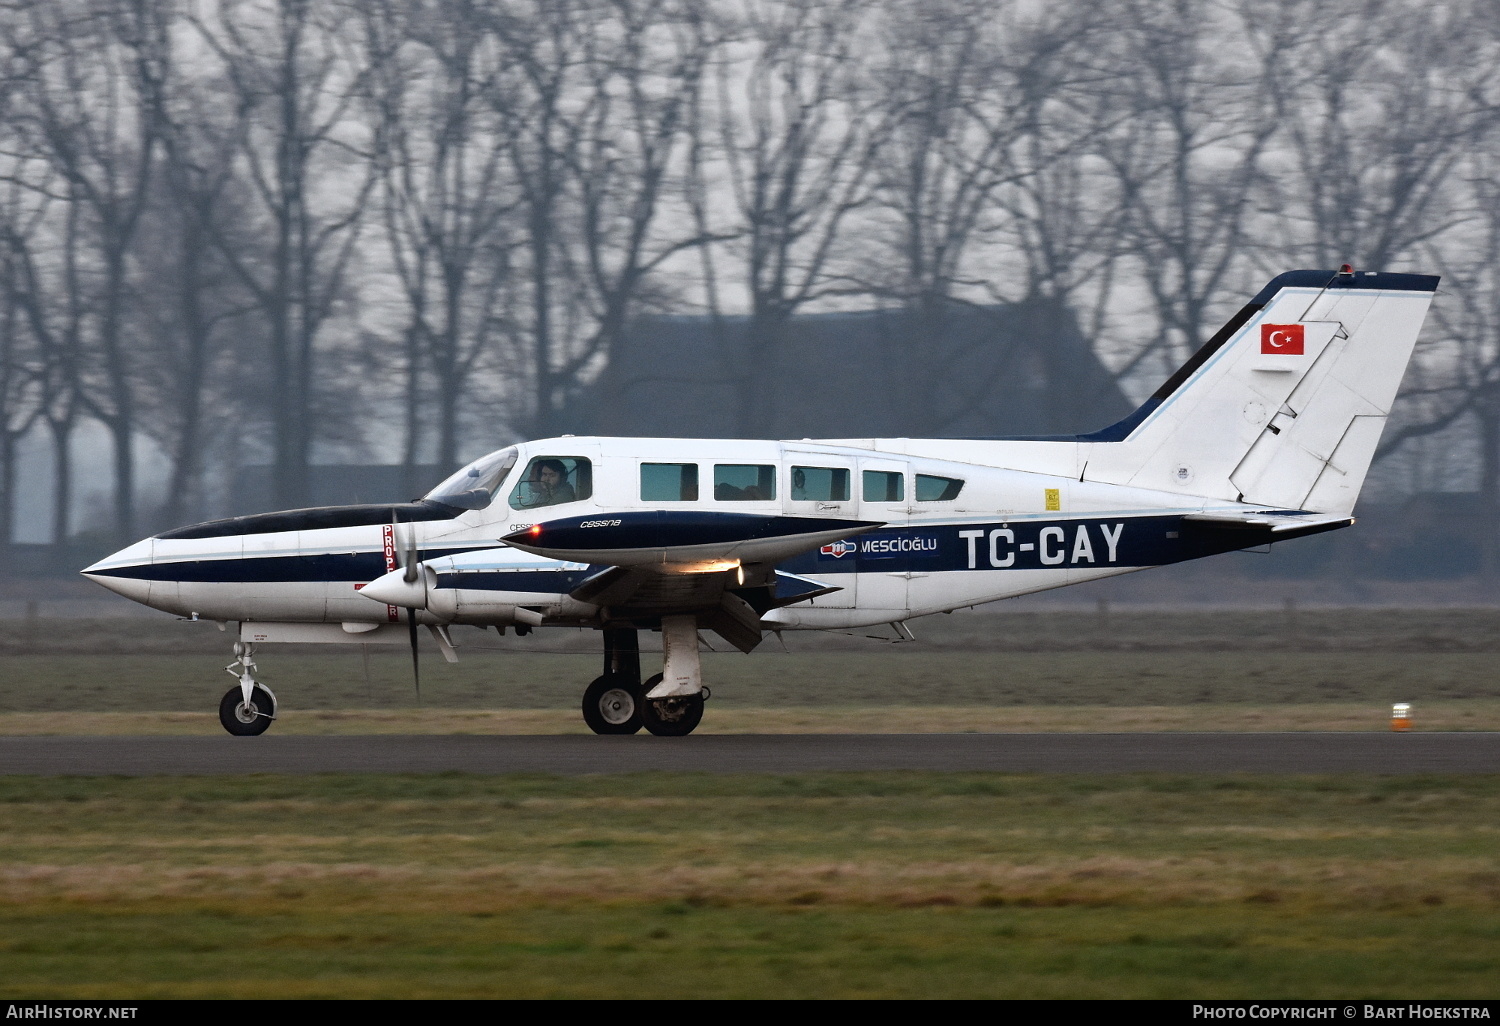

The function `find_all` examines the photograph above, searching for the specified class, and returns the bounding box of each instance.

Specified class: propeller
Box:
[393,519,422,704]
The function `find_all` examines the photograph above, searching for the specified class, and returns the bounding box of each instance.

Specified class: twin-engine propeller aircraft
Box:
[84,267,1438,736]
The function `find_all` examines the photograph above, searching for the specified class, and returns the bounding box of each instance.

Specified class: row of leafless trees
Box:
[2,0,1499,549]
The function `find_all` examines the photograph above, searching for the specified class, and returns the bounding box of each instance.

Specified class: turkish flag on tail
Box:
[1260,324,1304,354]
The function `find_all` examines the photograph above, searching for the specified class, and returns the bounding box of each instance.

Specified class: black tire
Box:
[218,684,275,736]
[582,674,643,735]
[639,673,705,737]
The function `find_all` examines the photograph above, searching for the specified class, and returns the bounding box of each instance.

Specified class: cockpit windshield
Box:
[423,447,519,510]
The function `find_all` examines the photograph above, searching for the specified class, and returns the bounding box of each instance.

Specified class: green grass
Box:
[4,649,1499,713]
[4,609,1499,995]
[2,773,1498,997]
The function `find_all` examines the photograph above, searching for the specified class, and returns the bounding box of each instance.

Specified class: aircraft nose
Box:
[360,566,429,608]
[80,537,155,604]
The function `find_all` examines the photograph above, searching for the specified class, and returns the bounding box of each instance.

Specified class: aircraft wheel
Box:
[218,685,275,737]
[639,673,705,737]
[582,674,643,735]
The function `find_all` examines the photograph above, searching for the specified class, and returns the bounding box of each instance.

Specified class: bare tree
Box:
[7,0,170,542]
[1093,0,1280,382]
[0,172,86,554]
[189,0,378,510]
[1249,0,1495,275]
[361,0,519,485]
[861,0,1124,432]
[700,0,883,436]
[0,215,42,553]
[479,0,716,439]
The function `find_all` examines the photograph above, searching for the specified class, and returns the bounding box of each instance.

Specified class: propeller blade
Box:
[407,605,421,703]
[402,524,420,584]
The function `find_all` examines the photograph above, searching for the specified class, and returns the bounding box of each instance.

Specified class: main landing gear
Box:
[582,621,708,736]
[219,642,278,736]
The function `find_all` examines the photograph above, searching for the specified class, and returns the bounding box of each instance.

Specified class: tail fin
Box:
[1082,269,1439,515]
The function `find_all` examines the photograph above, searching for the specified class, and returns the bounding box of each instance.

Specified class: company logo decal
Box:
[819,540,858,559]
[861,536,938,555]
[1260,323,1304,355]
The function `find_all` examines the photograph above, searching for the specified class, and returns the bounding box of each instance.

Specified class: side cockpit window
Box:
[509,456,593,510]
[424,447,518,510]
[915,474,964,501]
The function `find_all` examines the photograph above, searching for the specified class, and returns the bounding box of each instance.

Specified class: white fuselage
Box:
[84,435,1284,632]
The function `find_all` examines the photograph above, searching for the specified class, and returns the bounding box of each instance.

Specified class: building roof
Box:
[573,298,1132,439]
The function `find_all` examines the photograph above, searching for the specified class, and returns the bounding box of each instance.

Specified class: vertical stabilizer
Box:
[1081,269,1438,514]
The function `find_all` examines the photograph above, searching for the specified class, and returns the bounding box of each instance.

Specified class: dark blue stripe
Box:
[1249,269,1439,304]
[89,547,483,583]
[93,517,1349,586]
[777,515,1348,575]
[155,500,461,540]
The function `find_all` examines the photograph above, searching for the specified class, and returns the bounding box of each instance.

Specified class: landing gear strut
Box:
[640,615,709,736]
[219,642,277,736]
[582,628,644,734]
[639,673,705,736]
[583,620,710,736]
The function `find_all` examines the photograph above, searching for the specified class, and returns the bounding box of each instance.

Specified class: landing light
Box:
[672,559,741,574]
[530,525,542,537]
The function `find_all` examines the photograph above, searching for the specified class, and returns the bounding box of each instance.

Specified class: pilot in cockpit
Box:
[518,458,576,508]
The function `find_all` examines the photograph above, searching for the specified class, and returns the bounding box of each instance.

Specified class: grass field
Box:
[2,772,1498,998]
[6,607,1500,728]
[3,609,1499,997]
[3,617,1500,732]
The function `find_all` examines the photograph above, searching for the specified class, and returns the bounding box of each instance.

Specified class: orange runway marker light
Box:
[1391,703,1412,732]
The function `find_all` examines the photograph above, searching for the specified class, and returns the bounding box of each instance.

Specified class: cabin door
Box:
[853,457,912,615]
[782,449,859,607]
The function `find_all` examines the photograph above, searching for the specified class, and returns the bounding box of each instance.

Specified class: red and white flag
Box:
[1260,324,1304,355]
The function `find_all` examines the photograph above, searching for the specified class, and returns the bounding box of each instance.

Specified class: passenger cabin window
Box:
[915,474,964,501]
[425,447,518,510]
[791,466,850,502]
[715,464,776,501]
[508,456,593,510]
[641,463,699,501]
[863,470,904,502]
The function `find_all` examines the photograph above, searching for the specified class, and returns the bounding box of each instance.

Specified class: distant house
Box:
[223,300,1134,517]
[572,297,1134,439]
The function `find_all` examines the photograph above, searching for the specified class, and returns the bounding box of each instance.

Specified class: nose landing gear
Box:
[219,642,277,736]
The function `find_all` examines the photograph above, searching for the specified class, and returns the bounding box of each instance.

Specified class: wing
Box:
[566,564,845,653]
[503,510,883,569]
[533,510,877,653]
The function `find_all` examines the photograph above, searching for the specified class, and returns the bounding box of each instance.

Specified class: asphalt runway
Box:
[0,732,1498,775]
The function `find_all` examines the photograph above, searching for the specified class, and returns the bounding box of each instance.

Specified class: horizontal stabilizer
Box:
[1182,511,1354,542]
